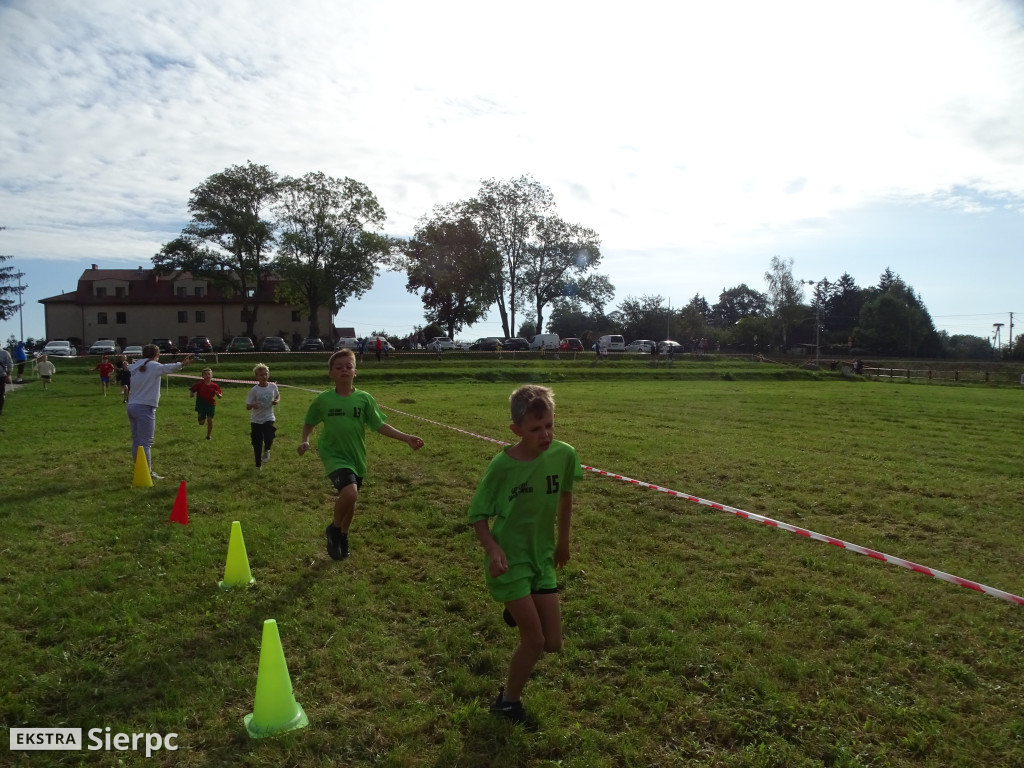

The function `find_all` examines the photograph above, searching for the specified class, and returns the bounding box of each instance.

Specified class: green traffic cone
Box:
[244,619,309,738]
[218,521,255,589]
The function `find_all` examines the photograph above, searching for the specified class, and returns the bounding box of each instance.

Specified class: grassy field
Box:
[1,354,1022,767]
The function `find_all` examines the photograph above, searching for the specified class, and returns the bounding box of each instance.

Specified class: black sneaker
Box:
[325,524,349,560]
[502,608,517,627]
[489,688,537,731]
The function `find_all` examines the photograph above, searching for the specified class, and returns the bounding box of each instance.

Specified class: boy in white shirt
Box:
[245,363,279,471]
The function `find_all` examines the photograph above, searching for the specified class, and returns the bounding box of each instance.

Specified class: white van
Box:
[529,333,560,350]
[598,334,625,352]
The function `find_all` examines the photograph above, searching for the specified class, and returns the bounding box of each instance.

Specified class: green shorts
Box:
[485,558,557,603]
[195,399,217,419]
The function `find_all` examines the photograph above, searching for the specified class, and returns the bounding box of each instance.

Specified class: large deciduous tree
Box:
[153,162,279,337]
[468,176,554,337]
[396,216,497,339]
[764,255,803,350]
[274,172,388,338]
[519,215,603,334]
[711,284,768,327]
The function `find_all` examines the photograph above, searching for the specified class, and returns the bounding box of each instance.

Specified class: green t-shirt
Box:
[467,440,583,570]
[303,387,386,477]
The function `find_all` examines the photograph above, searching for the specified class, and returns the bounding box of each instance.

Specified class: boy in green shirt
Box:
[298,349,424,560]
[468,384,583,730]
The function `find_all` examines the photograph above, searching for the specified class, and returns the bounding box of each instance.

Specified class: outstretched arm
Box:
[377,423,424,450]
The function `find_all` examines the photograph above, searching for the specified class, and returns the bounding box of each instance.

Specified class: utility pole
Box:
[1010,312,1014,357]
[802,279,823,366]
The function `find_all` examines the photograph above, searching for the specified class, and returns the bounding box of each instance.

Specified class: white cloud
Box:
[1,0,1023,341]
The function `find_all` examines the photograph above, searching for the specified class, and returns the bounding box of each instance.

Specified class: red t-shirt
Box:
[190,380,223,405]
[96,362,114,378]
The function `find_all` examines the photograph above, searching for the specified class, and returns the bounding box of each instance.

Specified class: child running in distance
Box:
[37,354,55,390]
[298,348,424,560]
[246,363,279,471]
[189,367,223,440]
[468,384,582,731]
[94,354,115,396]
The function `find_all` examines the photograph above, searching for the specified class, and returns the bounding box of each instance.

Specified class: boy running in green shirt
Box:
[468,384,582,730]
[298,349,424,560]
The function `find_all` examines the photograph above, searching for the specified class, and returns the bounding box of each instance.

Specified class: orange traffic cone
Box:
[169,481,189,524]
[244,619,309,738]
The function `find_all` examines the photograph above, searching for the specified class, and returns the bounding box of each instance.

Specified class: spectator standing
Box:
[0,345,12,414]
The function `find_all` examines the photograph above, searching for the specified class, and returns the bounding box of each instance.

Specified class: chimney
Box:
[91,264,98,270]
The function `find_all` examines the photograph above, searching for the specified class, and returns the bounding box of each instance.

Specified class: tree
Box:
[854,270,940,356]
[610,294,669,341]
[822,272,864,345]
[546,298,611,344]
[153,162,279,337]
[273,172,388,338]
[518,215,603,334]
[467,176,554,337]
[763,256,803,349]
[396,216,497,339]
[0,253,27,324]
[710,284,768,327]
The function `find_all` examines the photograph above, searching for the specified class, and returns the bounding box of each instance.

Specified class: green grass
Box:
[2,356,1023,767]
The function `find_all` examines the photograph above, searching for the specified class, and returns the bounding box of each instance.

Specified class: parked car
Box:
[260,336,290,352]
[429,337,456,351]
[367,336,394,353]
[598,334,625,352]
[152,338,178,354]
[123,345,144,357]
[528,333,560,350]
[187,336,213,353]
[41,340,76,357]
[469,337,502,351]
[226,336,255,353]
[334,337,360,350]
[559,337,584,352]
[299,337,325,351]
[88,339,120,355]
[625,339,656,353]
[658,340,684,355]
[502,337,530,351]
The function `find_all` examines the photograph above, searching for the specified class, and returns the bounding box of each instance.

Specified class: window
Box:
[291,310,301,322]
[116,312,127,324]
[95,287,106,298]
[195,310,206,323]
[97,312,108,324]
[194,286,204,298]
[177,287,187,298]
[115,286,125,298]
[178,311,188,323]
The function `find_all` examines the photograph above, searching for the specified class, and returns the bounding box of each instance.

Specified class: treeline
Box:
[150,164,1012,360]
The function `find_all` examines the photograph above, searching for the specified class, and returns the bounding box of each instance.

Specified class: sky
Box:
[2,0,1024,346]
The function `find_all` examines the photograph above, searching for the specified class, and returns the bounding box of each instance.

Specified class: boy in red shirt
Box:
[94,355,115,396]
[189,367,223,440]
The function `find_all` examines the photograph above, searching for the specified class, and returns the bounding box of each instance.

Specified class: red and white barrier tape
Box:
[384,406,1024,607]
[166,378,1023,606]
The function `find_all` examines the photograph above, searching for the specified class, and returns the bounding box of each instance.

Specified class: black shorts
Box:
[329,468,363,491]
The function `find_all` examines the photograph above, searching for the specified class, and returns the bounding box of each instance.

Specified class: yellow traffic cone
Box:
[132,447,153,487]
[244,619,309,738]
[218,521,255,589]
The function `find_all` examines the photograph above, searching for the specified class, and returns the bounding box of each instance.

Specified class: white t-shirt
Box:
[246,382,279,423]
